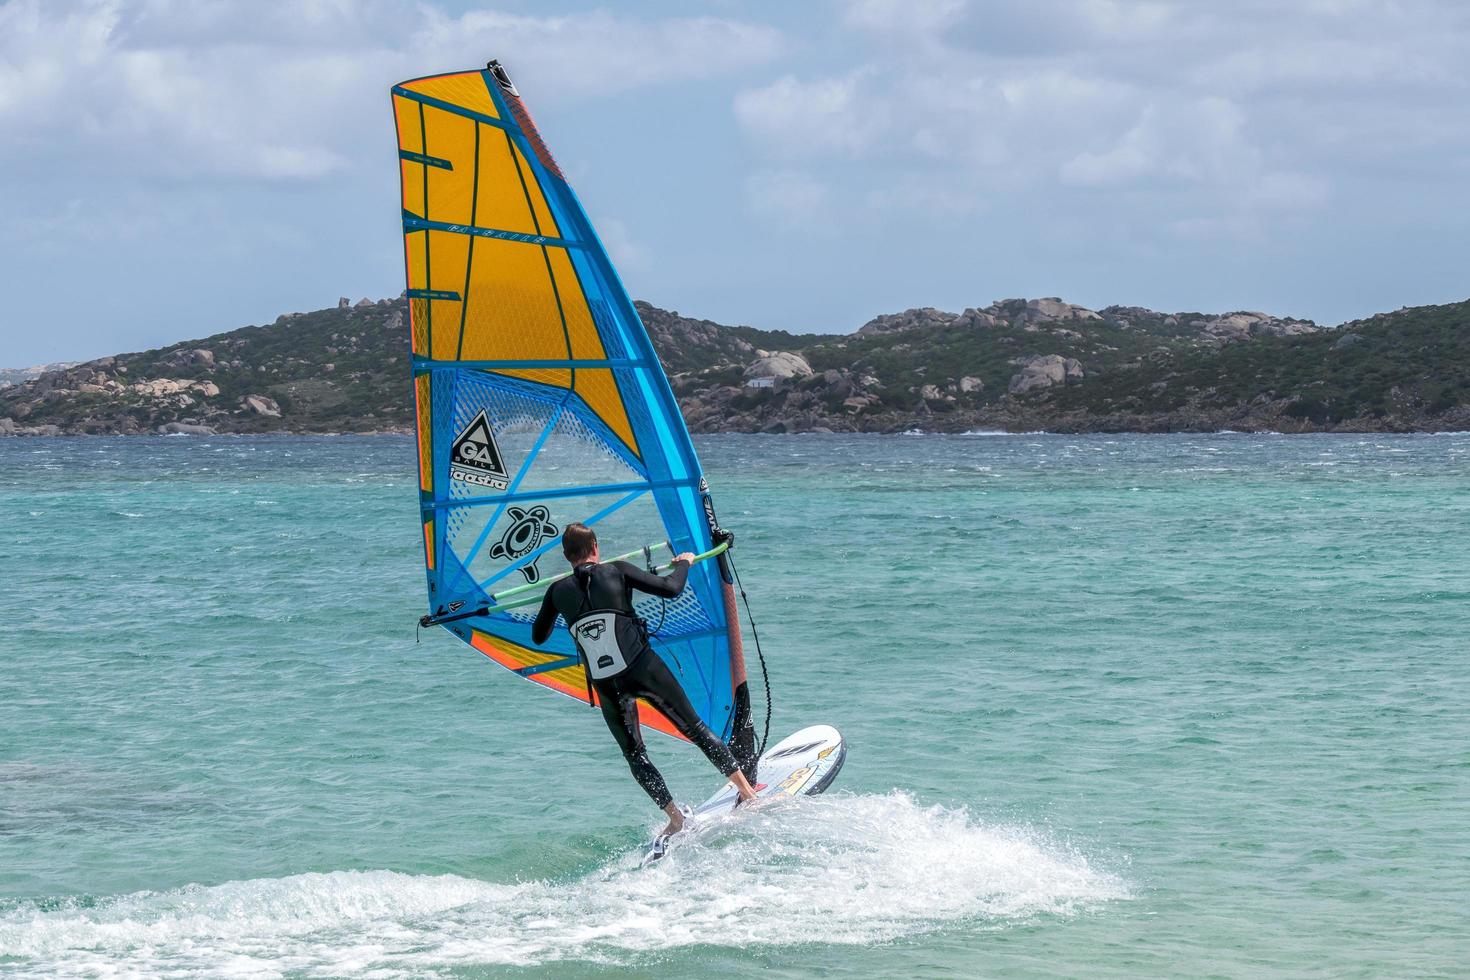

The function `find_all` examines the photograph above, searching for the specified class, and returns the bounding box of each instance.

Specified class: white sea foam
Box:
[0,792,1125,977]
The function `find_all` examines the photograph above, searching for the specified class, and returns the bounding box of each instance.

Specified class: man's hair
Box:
[562,522,597,563]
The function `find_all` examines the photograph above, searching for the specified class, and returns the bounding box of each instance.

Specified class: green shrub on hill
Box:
[2,294,1465,434]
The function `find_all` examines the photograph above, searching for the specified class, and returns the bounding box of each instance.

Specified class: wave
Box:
[0,792,1126,976]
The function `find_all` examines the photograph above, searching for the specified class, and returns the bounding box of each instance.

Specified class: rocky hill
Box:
[2,294,1466,435]
[1,297,413,436]
[677,297,1469,433]
[0,362,78,388]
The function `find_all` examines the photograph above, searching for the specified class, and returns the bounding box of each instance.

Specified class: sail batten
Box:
[392,61,750,744]
[411,358,650,372]
[392,87,509,130]
[401,217,582,250]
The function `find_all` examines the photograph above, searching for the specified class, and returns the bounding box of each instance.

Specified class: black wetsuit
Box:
[531,559,738,808]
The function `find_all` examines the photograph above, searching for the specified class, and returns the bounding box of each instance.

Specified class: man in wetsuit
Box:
[531,523,759,839]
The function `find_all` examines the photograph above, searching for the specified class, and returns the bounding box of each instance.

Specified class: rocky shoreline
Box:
[668,297,1467,434]
[3,294,1465,436]
[678,393,1470,436]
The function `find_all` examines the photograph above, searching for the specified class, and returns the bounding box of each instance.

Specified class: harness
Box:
[567,564,649,689]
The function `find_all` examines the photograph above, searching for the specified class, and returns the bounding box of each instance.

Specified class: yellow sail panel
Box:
[425,231,470,361]
[499,366,572,388]
[510,142,561,237]
[546,245,637,450]
[463,631,685,740]
[400,163,426,225]
[401,72,502,120]
[548,248,598,355]
[451,236,637,451]
[407,293,429,357]
[394,97,427,218]
[470,633,564,671]
[393,70,638,455]
[541,664,591,690]
[421,107,477,223]
[569,369,636,451]
[415,374,433,492]
[474,130,550,237]
[547,249,638,453]
[394,94,423,151]
[459,236,572,359]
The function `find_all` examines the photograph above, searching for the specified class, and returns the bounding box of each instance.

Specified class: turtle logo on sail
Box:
[449,410,509,490]
[490,506,558,583]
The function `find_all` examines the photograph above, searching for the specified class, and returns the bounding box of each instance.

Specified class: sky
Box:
[1,0,1467,365]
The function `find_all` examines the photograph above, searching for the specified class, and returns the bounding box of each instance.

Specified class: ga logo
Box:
[449,410,509,490]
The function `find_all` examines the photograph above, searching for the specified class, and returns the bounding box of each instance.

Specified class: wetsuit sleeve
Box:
[614,559,689,600]
[531,588,558,645]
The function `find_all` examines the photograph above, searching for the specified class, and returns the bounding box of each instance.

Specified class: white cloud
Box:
[841,0,965,49]
[744,170,829,226]
[1057,96,1330,223]
[1059,98,1254,188]
[1247,172,1330,211]
[736,0,1470,234]
[409,9,786,104]
[0,0,786,183]
[1075,0,1174,40]
[735,72,885,158]
[592,215,650,272]
[864,177,987,218]
[1058,121,1156,187]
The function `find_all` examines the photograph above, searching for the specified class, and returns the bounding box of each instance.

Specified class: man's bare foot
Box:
[659,800,686,838]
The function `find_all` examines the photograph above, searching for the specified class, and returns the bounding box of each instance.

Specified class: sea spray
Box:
[0,792,1124,976]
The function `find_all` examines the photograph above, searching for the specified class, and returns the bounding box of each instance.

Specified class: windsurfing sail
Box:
[390,61,758,769]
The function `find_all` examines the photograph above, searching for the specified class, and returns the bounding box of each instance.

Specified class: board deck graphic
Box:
[643,725,846,864]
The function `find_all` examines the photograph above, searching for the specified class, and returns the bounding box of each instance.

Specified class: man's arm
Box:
[531,588,559,645]
[616,557,691,600]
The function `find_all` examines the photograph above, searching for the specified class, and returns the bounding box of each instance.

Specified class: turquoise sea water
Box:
[2,433,1468,978]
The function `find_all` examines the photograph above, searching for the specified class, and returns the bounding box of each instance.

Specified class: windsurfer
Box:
[532,522,760,838]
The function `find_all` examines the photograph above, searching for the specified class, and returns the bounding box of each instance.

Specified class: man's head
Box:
[562,522,598,564]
